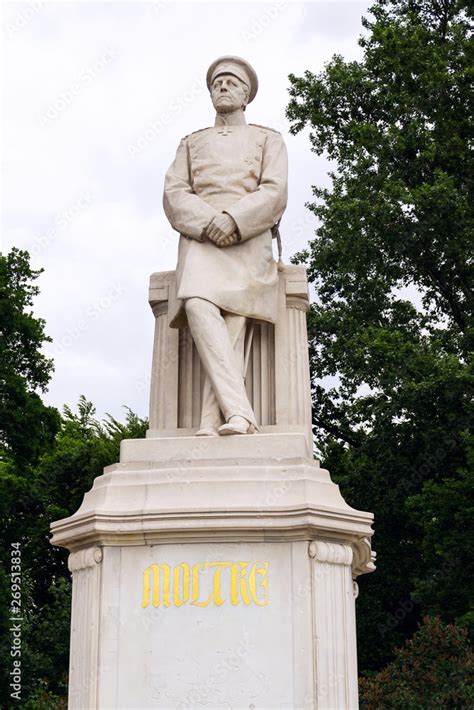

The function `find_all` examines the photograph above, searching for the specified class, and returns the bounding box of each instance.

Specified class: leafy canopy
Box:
[0,247,148,706]
[0,397,148,706]
[286,0,473,671]
[0,248,59,463]
[359,616,474,709]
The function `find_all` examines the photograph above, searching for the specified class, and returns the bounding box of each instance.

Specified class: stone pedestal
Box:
[51,267,375,709]
[51,434,374,709]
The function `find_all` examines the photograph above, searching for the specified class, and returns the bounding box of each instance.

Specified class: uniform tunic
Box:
[163,123,288,328]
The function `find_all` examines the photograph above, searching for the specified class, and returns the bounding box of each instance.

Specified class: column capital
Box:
[148,270,174,313]
[309,540,353,565]
[68,546,103,573]
[283,265,309,312]
[308,537,376,578]
[352,537,376,578]
[150,302,168,317]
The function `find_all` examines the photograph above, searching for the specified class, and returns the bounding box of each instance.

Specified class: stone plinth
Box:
[51,434,374,709]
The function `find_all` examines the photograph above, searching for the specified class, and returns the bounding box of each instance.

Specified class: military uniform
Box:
[162,54,288,434]
[163,123,288,328]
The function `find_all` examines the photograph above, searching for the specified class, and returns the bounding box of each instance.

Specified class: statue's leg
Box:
[224,311,247,374]
[197,313,246,436]
[197,378,222,435]
[185,298,257,429]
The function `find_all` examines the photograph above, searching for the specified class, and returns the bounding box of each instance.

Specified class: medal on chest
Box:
[190,126,262,177]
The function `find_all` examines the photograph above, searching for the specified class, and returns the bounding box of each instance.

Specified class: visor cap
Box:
[206,55,258,104]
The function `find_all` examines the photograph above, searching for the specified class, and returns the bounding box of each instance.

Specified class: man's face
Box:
[211,73,248,114]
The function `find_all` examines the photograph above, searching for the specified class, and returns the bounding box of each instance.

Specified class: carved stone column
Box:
[148,272,179,431]
[275,265,313,446]
[149,301,169,430]
[309,541,359,709]
[286,275,312,428]
[67,546,103,709]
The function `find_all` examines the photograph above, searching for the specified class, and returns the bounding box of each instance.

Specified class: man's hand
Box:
[205,213,238,245]
[216,232,239,247]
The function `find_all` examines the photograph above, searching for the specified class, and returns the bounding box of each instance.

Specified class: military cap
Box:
[206,55,258,104]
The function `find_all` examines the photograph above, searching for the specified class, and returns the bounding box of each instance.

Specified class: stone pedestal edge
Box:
[67,546,102,709]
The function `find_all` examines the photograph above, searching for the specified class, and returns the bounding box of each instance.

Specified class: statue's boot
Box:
[218,415,255,436]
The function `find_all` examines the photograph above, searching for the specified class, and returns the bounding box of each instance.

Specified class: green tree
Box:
[359,616,474,709]
[286,0,473,671]
[0,248,60,464]
[0,397,148,706]
[0,246,148,706]
[0,248,61,705]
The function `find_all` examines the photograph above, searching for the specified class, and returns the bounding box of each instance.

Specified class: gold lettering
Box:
[248,561,269,606]
[141,564,171,608]
[230,562,251,606]
[173,563,190,607]
[191,563,211,607]
[208,562,232,606]
[142,568,151,608]
[142,560,270,608]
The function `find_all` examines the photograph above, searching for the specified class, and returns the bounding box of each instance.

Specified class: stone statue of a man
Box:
[163,56,288,436]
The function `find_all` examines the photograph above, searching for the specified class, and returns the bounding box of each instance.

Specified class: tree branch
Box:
[313,415,362,448]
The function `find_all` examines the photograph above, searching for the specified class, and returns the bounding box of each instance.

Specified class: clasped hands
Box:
[204,213,239,247]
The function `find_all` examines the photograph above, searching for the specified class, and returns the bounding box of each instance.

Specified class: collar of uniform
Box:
[214,110,247,128]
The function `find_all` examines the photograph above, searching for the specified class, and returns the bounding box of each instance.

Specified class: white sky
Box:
[2,0,372,421]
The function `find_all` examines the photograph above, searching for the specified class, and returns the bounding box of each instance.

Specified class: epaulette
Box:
[249,123,281,134]
[182,126,213,140]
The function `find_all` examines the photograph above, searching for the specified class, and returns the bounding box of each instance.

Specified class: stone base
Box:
[51,434,375,709]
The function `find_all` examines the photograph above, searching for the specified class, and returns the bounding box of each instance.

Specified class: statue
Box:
[51,61,374,710]
[163,56,288,437]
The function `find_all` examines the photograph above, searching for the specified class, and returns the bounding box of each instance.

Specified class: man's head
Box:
[211,73,249,114]
[206,56,258,114]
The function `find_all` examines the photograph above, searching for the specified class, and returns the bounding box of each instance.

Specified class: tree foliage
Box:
[0,398,148,706]
[0,247,148,706]
[359,616,474,709]
[0,248,60,463]
[286,0,473,671]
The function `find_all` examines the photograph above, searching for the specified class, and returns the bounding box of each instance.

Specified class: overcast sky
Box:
[2,0,372,422]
